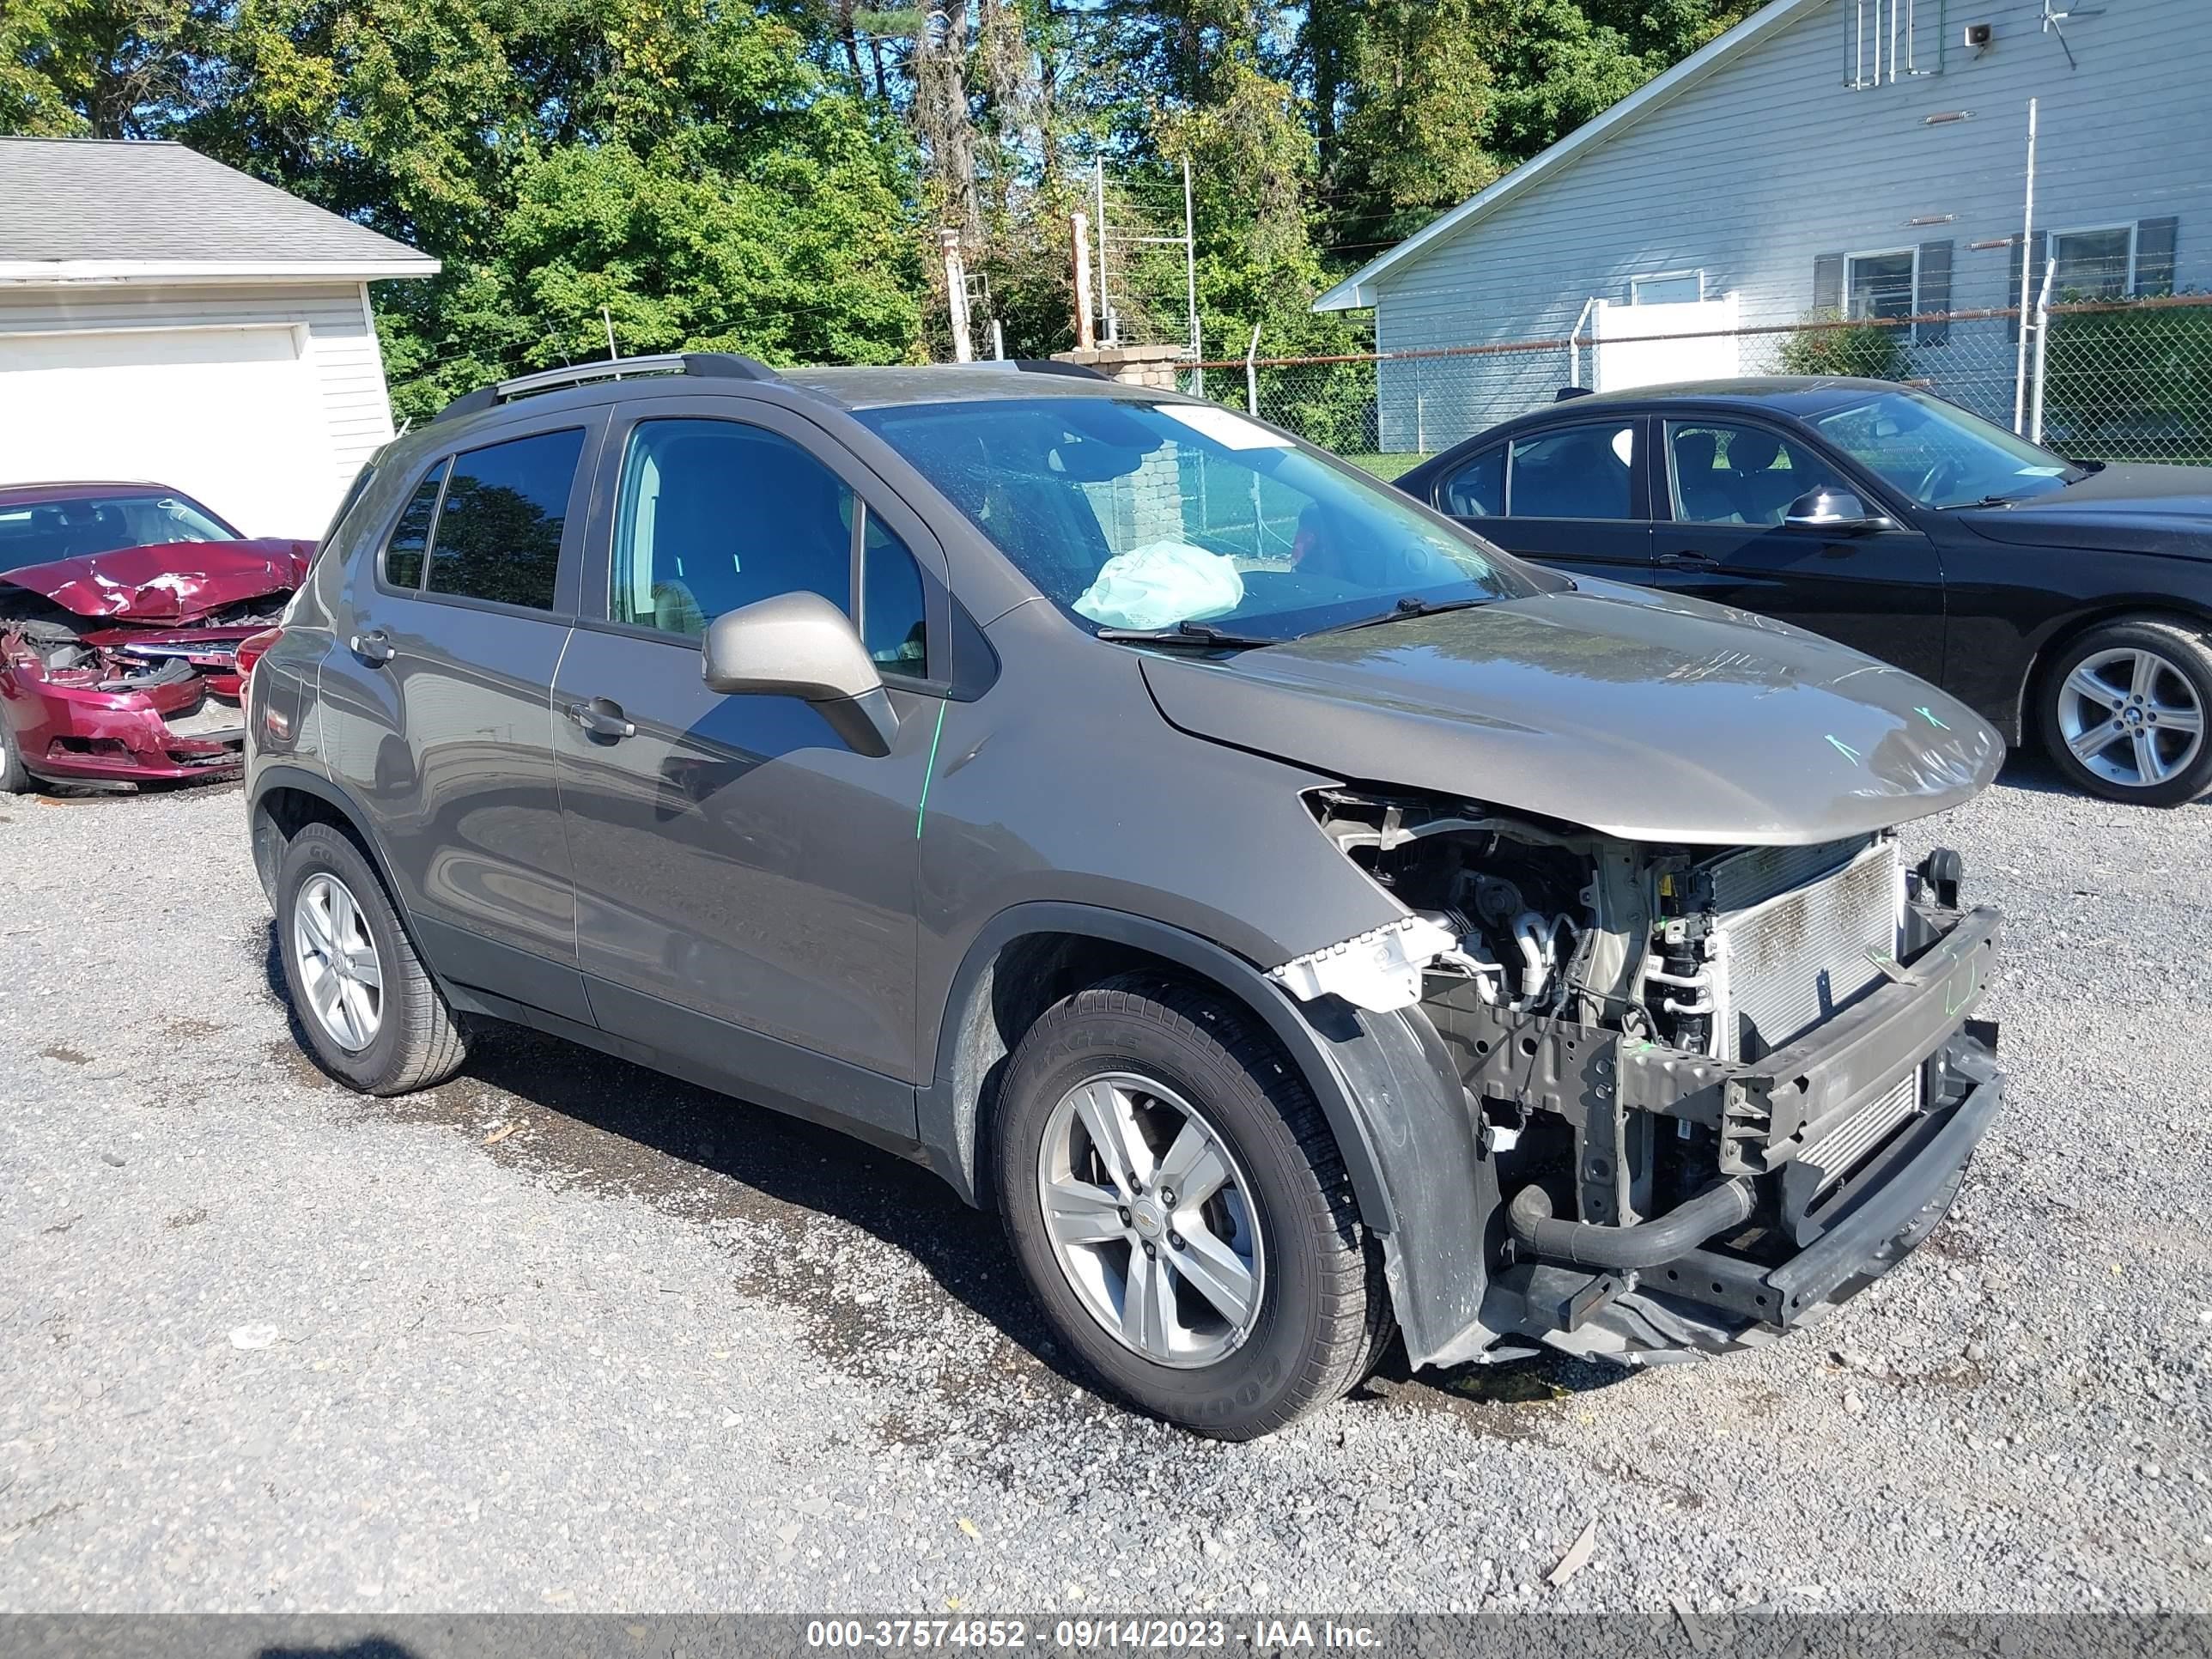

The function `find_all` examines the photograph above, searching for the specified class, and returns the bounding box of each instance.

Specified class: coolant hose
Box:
[1507,1176,1758,1270]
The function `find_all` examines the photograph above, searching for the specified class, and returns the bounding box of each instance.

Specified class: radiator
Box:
[1705,835,1920,1189]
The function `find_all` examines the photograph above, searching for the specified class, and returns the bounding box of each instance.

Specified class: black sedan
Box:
[1394,378,2212,805]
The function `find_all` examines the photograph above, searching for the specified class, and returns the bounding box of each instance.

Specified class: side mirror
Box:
[1785,486,1890,533]
[701,591,899,757]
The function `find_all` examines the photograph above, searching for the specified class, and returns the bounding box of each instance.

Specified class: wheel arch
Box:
[250,764,410,924]
[920,902,1397,1234]
[2016,601,2212,751]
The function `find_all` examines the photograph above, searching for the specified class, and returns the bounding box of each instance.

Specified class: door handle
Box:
[1656,550,1717,569]
[349,629,395,665]
[565,697,636,740]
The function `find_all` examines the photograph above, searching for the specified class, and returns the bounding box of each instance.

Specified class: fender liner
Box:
[923,902,1498,1369]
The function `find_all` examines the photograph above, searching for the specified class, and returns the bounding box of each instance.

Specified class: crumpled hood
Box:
[1954,463,2212,556]
[0,539,310,622]
[1139,579,2003,845]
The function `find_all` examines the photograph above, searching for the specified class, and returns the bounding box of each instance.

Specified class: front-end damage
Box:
[1272,786,2002,1370]
[0,544,303,787]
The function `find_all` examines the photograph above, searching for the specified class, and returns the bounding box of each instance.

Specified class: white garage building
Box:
[0,137,437,538]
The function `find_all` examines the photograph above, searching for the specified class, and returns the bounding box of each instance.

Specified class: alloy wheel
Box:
[293,872,385,1052]
[2056,646,2205,792]
[1035,1071,1266,1369]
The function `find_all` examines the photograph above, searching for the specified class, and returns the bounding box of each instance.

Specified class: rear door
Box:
[552,397,950,1139]
[1644,416,1946,678]
[319,416,605,1024]
[1428,416,1656,584]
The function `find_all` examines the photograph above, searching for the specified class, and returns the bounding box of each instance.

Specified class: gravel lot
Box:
[2,762,2209,1614]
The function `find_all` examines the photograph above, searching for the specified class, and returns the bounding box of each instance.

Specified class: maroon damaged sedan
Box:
[0,482,311,792]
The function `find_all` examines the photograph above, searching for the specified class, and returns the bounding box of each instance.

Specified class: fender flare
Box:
[921,902,1395,1228]
[247,763,413,926]
[921,901,1498,1366]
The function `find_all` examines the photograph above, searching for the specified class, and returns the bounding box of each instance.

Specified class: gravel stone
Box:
[2,758,2209,1612]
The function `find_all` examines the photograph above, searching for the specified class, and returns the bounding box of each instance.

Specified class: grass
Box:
[1338,452,1430,482]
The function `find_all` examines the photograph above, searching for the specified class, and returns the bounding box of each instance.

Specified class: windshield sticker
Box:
[1156,404,1296,451]
[2015,465,2068,477]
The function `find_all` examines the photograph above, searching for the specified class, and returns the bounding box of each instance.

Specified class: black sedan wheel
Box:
[2040,618,2212,805]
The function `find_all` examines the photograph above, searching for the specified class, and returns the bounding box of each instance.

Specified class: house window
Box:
[1632,270,1705,306]
[1847,249,1917,319]
[2051,225,2134,299]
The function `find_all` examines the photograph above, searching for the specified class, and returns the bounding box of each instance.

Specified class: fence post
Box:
[1415,356,1427,455]
[1243,322,1261,416]
[2013,97,2039,433]
[2029,258,2057,446]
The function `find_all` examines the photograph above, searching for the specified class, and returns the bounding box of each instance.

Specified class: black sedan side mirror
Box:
[700,591,899,757]
[1784,486,1891,533]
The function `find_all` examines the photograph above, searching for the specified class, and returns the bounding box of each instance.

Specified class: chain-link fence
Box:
[1181,294,2212,476]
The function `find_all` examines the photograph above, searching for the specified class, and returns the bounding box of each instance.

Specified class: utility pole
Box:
[1093,158,1116,345]
[1071,211,1096,349]
[940,228,974,364]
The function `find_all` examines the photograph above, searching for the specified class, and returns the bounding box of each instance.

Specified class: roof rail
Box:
[434,351,780,422]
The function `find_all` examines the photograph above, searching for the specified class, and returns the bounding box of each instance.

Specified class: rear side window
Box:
[611,418,854,635]
[1506,422,1637,520]
[382,464,446,590]
[423,428,585,611]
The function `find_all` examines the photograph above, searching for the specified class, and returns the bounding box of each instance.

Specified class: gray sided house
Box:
[1316,0,2211,453]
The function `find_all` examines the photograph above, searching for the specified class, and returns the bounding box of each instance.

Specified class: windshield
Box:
[856,398,1540,641]
[1808,389,2085,508]
[0,491,238,575]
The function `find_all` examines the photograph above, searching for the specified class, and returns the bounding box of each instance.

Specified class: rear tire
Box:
[275,823,468,1095]
[2038,617,2212,805]
[995,973,1390,1439]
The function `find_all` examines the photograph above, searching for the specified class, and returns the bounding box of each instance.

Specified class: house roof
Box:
[1313,0,1826,312]
[0,137,439,286]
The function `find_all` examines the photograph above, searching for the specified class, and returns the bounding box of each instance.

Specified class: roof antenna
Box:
[603,305,622,379]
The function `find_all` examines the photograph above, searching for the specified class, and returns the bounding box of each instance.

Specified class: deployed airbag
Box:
[1072,539,1245,631]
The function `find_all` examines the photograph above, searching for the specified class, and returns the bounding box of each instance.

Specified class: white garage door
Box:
[0,325,338,538]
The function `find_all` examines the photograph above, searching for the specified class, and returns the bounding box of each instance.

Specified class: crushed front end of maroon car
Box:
[0,540,310,789]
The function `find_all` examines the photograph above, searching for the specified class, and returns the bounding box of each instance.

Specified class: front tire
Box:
[0,713,31,793]
[995,974,1389,1439]
[275,822,469,1094]
[2039,617,2212,805]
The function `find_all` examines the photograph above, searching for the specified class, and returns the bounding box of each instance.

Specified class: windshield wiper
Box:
[1324,594,1494,634]
[1092,620,1280,649]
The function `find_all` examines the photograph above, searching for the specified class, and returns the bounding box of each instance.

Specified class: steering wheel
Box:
[1915,455,1967,505]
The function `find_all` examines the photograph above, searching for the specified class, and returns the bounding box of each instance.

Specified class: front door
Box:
[553,400,948,1139]
[319,418,600,1025]
[1432,416,1655,584]
[1644,416,1947,681]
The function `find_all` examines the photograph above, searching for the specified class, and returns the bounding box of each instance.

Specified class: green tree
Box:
[0,0,222,137]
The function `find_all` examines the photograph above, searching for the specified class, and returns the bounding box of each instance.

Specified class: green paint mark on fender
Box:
[915,699,948,840]
[1826,733,1863,765]
[1916,705,1951,730]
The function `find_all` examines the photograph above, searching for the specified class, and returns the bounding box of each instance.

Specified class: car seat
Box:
[1671,431,1737,523]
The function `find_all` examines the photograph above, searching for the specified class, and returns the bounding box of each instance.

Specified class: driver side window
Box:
[611,417,931,677]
